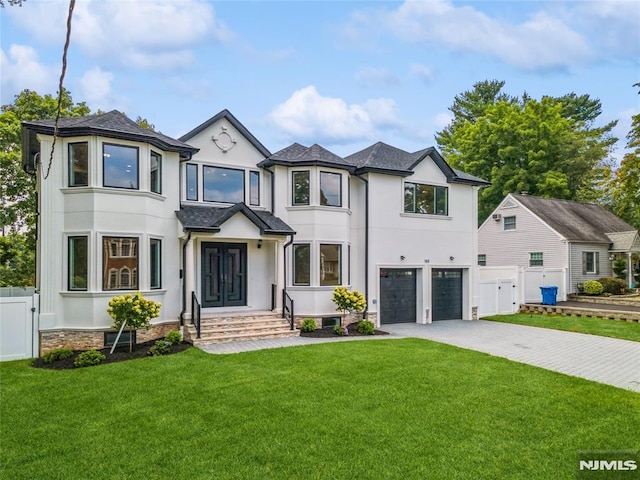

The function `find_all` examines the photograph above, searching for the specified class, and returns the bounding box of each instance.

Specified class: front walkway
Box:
[199,320,640,392]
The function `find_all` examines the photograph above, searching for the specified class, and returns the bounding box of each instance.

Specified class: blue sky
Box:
[2,0,639,162]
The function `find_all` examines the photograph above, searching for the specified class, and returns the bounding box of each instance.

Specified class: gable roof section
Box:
[345,142,489,185]
[258,143,356,172]
[606,231,640,252]
[512,194,637,243]
[179,109,271,157]
[22,110,198,157]
[176,203,295,235]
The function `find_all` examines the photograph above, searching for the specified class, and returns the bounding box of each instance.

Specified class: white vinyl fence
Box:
[0,287,39,361]
[478,266,567,317]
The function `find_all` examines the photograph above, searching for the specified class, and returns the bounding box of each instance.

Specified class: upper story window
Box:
[250,171,260,206]
[292,171,310,205]
[320,172,342,207]
[103,143,139,189]
[203,166,244,203]
[404,183,448,215]
[150,151,162,195]
[186,163,198,201]
[503,216,516,230]
[68,142,88,187]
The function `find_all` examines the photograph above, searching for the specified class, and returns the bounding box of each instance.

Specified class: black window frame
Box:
[320,171,342,207]
[68,236,88,291]
[68,142,89,187]
[404,182,448,216]
[186,163,198,201]
[293,243,311,286]
[150,151,162,195]
[202,165,245,204]
[102,143,140,190]
[292,170,310,206]
[320,243,341,286]
[102,236,139,291]
[150,238,162,289]
[249,170,260,206]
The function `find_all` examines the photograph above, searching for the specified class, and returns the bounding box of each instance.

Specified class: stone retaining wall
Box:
[520,304,639,322]
[39,321,180,355]
[567,294,640,307]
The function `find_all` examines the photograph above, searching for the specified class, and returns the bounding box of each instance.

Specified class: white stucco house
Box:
[22,109,488,352]
[478,194,640,297]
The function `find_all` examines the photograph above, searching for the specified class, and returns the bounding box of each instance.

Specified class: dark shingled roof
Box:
[22,110,198,157]
[258,143,355,172]
[176,203,295,235]
[512,194,637,243]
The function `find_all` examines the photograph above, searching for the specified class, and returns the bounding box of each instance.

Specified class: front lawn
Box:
[483,313,640,342]
[1,339,638,479]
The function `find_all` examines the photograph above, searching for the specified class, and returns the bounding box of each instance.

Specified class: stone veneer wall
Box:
[39,321,180,356]
[293,312,378,329]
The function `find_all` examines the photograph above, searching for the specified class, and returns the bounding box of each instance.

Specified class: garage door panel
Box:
[432,269,462,321]
[380,268,416,324]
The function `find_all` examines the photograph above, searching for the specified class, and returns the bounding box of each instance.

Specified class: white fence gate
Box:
[478,278,518,317]
[522,268,566,303]
[0,288,39,361]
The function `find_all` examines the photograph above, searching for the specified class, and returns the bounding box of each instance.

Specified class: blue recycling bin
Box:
[540,286,558,306]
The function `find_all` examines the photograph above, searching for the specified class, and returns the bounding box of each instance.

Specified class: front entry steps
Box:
[185,312,299,345]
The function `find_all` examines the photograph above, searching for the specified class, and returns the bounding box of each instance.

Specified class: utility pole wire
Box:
[43,0,75,180]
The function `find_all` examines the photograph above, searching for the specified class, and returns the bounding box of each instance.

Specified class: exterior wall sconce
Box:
[257,240,263,249]
[400,255,405,261]
[449,256,455,261]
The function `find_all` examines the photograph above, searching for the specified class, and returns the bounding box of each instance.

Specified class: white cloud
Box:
[0,45,56,102]
[7,0,231,70]
[342,0,594,71]
[268,85,401,144]
[356,67,400,87]
[433,112,453,130]
[78,67,126,111]
[409,63,435,84]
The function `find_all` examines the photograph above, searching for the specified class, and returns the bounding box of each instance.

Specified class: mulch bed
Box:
[300,322,389,338]
[32,341,192,370]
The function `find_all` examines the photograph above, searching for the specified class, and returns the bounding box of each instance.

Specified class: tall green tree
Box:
[0,89,90,286]
[436,81,618,223]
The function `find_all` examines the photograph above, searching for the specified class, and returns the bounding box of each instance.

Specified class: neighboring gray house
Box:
[478,194,640,292]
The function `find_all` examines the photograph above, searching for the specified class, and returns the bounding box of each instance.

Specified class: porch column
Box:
[275,239,285,311]
[629,252,634,289]
[185,237,196,319]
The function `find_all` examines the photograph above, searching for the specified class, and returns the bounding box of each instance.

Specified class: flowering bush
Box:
[107,292,161,331]
[332,287,367,315]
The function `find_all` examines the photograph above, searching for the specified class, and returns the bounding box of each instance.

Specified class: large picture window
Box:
[203,166,244,203]
[186,163,198,201]
[150,151,162,194]
[103,237,138,290]
[404,183,448,215]
[320,171,342,207]
[320,244,341,286]
[68,236,88,290]
[293,244,311,286]
[292,171,310,205]
[150,238,161,289]
[68,142,88,187]
[103,144,139,189]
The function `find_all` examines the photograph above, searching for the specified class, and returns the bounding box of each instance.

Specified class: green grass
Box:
[483,313,640,342]
[1,340,639,480]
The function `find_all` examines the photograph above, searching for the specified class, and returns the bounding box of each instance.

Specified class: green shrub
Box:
[300,318,317,332]
[165,330,182,346]
[598,277,627,295]
[333,325,348,336]
[41,348,74,364]
[356,320,375,335]
[148,340,171,357]
[613,258,627,279]
[74,349,106,368]
[583,280,604,296]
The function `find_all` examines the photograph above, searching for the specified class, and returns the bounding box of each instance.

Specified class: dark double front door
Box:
[201,242,247,308]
